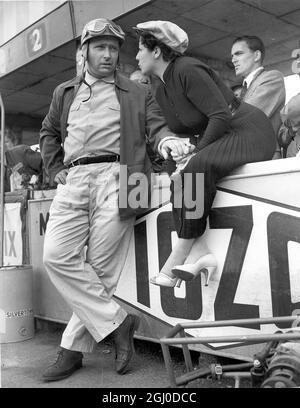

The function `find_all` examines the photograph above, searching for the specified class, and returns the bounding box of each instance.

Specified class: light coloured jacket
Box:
[244,68,286,136]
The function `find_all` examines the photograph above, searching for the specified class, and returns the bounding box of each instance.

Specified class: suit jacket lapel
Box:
[245,68,265,96]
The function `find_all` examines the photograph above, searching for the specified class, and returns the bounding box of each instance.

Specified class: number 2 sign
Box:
[26,23,46,58]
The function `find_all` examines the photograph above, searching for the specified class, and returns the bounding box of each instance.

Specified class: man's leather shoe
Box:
[42,347,83,382]
[112,314,140,374]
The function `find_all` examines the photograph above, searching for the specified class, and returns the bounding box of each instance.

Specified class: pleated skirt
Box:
[170,101,276,239]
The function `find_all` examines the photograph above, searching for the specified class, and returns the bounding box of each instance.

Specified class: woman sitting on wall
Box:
[134,20,276,287]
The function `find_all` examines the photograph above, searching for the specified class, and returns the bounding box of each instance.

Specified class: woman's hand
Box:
[160,138,195,160]
[171,150,194,163]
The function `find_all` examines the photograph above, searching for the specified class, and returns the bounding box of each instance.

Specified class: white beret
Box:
[134,20,189,54]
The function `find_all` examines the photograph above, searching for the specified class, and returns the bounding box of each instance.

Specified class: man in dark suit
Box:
[231,35,286,159]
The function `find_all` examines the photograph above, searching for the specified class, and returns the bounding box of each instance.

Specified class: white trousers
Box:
[43,162,135,353]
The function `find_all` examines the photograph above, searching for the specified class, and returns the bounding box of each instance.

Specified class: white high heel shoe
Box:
[150,273,182,288]
[172,253,217,286]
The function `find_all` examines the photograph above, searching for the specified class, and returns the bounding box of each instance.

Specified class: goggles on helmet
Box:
[81,18,125,46]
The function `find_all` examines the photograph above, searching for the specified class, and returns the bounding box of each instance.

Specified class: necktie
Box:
[240,81,248,99]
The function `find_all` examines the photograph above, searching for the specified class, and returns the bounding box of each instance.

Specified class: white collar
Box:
[85,70,115,86]
[244,66,264,88]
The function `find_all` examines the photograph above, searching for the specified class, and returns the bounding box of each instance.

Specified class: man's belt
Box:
[68,154,120,167]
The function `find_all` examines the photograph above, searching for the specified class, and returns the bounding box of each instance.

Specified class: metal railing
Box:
[160,315,300,388]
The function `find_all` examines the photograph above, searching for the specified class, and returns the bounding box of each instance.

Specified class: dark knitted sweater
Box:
[156,56,235,150]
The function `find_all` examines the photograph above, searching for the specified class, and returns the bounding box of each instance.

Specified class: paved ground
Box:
[1,321,252,389]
